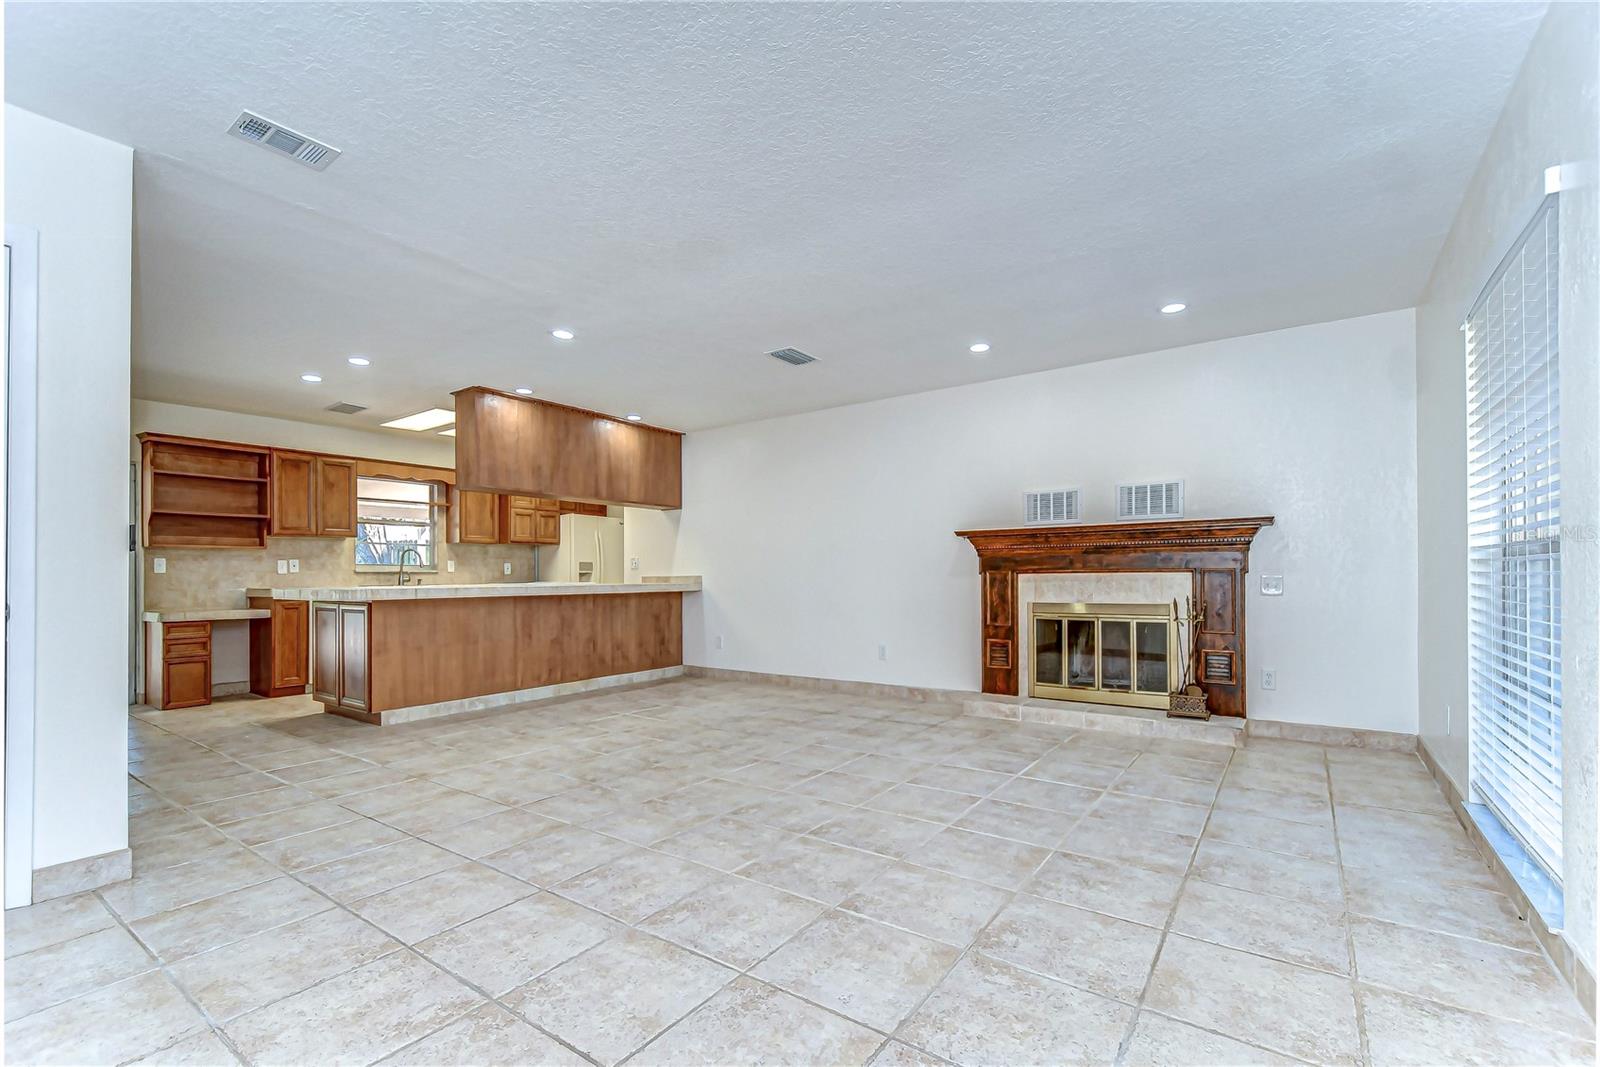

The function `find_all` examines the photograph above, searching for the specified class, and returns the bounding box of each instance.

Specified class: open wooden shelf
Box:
[150,469,269,484]
[140,434,272,548]
[150,509,271,520]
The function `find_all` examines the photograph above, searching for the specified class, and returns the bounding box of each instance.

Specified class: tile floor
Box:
[5,678,1594,1066]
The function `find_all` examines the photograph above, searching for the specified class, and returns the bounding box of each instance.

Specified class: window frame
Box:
[353,476,443,573]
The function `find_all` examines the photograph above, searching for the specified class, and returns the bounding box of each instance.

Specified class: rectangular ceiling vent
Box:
[767,347,817,367]
[1025,489,1080,525]
[1116,480,1184,520]
[325,401,367,415]
[228,111,341,171]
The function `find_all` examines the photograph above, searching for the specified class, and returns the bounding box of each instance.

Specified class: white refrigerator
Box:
[548,513,624,583]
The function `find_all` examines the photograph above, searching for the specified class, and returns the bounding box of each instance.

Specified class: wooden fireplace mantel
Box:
[956,516,1274,716]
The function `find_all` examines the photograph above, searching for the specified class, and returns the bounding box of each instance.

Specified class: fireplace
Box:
[1031,602,1175,709]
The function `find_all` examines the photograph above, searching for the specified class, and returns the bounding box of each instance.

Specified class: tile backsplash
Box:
[142,537,538,611]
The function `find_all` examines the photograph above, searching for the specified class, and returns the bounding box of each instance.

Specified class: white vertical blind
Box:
[1464,195,1562,878]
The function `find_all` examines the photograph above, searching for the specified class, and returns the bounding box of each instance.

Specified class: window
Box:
[355,477,439,569]
[1465,194,1561,878]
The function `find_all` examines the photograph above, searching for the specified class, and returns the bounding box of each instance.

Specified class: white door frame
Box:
[5,225,40,909]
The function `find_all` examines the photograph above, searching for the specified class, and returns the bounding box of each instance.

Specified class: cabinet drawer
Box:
[507,495,539,508]
[165,638,211,662]
[164,621,211,642]
[533,497,559,510]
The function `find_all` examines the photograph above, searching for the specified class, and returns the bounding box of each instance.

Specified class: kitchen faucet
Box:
[396,546,422,585]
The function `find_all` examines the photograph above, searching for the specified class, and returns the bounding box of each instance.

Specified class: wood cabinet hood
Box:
[452,386,683,510]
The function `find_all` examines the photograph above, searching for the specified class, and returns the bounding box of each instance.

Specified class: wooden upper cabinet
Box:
[451,487,500,544]
[270,451,318,536]
[452,386,682,509]
[315,457,358,537]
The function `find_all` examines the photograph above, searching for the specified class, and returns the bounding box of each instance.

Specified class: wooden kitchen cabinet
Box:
[158,621,212,710]
[250,598,309,697]
[313,602,371,720]
[139,435,272,549]
[533,510,560,544]
[270,451,318,536]
[451,488,501,544]
[315,457,358,537]
[500,495,540,544]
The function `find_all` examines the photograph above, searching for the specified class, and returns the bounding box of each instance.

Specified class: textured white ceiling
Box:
[6,2,1544,431]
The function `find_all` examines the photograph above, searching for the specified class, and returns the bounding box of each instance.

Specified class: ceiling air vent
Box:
[325,401,368,415]
[1117,480,1184,520]
[228,111,341,171]
[1025,489,1080,525]
[767,347,817,367]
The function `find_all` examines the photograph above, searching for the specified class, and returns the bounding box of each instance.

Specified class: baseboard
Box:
[1417,738,1596,1020]
[31,848,131,903]
[682,665,965,705]
[1245,718,1417,751]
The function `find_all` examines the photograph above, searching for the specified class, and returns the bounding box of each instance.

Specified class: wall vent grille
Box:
[228,111,341,171]
[767,347,817,366]
[1024,489,1080,525]
[1116,480,1184,520]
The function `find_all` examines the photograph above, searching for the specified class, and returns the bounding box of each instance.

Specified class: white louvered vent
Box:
[1024,489,1079,525]
[228,111,342,171]
[1116,480,1184,520]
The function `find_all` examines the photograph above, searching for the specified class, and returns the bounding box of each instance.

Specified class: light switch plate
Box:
[630,557,640,571]
[289,559,300,573]
[152,557,166,574]
[447,560,456,573]
[1260,575,1284,596]
[503,562,512,575]
[276,559,288,575]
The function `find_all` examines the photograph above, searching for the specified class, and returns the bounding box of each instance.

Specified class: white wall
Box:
[670,309,1419,734]
[1414,2,1598,975]
[6,107,134,871]
[132,398,456,467]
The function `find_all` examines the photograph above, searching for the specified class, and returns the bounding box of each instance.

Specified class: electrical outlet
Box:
[276,559,288,575]
[503,562,512,575]
[289,559,300,574]
[1260,575,1284,596]
[447,560,456,573]
[152,557,166,574]
[878,643,888,661]
[630,557,640,571]
[1261,668,1277,691]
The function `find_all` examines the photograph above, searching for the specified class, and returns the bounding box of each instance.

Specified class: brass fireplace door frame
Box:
[1029,601,1175,710]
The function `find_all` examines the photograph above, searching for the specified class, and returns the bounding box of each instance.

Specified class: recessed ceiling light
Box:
[625,413,643,422]
[515,387,534,396]
[438,428,457,437]
[347,356,370,366]
[551,328,575,341]
[381,407,456,431]
[969,343,991,354]
[1161,303,1187,314]
[300,373,322,383]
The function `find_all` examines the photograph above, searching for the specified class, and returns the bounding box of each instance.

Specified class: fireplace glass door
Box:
[1029,602,1174,710]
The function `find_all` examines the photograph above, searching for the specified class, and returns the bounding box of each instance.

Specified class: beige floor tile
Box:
[976,893,1163,1002]
[751,910,959,1031]
[953,798,1084,847]
[248,814,408,870]
[652,815,795,872]
[1328,765,1449,815]
[378,1002,589,1065]
[507,930,736,1066]
[484,824,637,886]
[1125,752,1226,783]
[5,925,156,1019]
[1021,753,1126,789]
[417,892,620,995]
[1189,837,1344,907]
[1145,934,1361,1065]
[428,763,579,806]
[1110,765,1222,807]
[791,770,894,805]
[352,861,535,943]
[1171,877,1349,973]
[100,849,281,921]
[299,837,467,901]
[865,783,982,823]
[1360,985,1597,1067]
[268,753,376,784]
[221,799,361,845]
[188,783,320,824]
[640,873,824,968]
[1059,815,1197,876]
[1204,808,1337,862]
[127,805,209,844]
[3,892,116,958]
[838,753,931,784]
[554,849,719,924]
[302,765,418,800]
[737,835,894,905]
[1090,792,1210,837]
[225,950,484,1065]
[632,976,883,1066]
[131,826,242,873]
[130,875,331,961]
[1351,916,1591,1039]
[899,953,1132,1067]
[727,792,856,833]
[1120,1012,1300,1066]
[1222,761,1329,801]
[905,826,1051,889]
[909,763,1012,796]
[1213,781,1333,826]
[370,788,512,835]
[869,1041,949,1066]
[170,905,401,1021]
[126,1027,242,1065]
[3,971,205,1067]
[421,807,563,858]
[1025,849,1184,927]
[157,770,286,807]
[809,808,946,858]
[841,862,1010,947]
[1344,865,1535,949]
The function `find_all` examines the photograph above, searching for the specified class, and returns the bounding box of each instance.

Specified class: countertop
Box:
[243,577,702,602]
[143,608,271,623]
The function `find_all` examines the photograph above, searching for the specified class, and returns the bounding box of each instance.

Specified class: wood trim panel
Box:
[958,518,1272,716]
[250,598,309,698]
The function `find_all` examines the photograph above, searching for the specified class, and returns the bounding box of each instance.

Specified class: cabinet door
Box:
[163,658,211,710]
[273,600,310,688]
[270,451,317,536]
[453,489,500,544]
[312,604,340,704]
[505,506,537,543]
[533,510,560,544]
[338,605,369,712]
[315,457,357,537]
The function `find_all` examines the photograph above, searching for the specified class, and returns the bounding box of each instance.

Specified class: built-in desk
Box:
[141,609,269,710]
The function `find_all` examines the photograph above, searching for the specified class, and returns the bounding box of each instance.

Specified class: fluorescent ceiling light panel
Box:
[382,408,457,431]
[438,428,457,437]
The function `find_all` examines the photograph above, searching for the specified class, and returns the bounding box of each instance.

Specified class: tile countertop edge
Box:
[242,577,703,601]
[141,608,272,623]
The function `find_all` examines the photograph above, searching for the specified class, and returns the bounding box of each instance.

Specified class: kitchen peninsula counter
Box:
[260,578,700,725]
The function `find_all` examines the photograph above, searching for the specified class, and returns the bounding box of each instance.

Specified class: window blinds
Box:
[1464,195,1562,878]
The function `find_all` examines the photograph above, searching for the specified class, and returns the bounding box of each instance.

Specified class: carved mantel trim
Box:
[956,516,1275,716]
